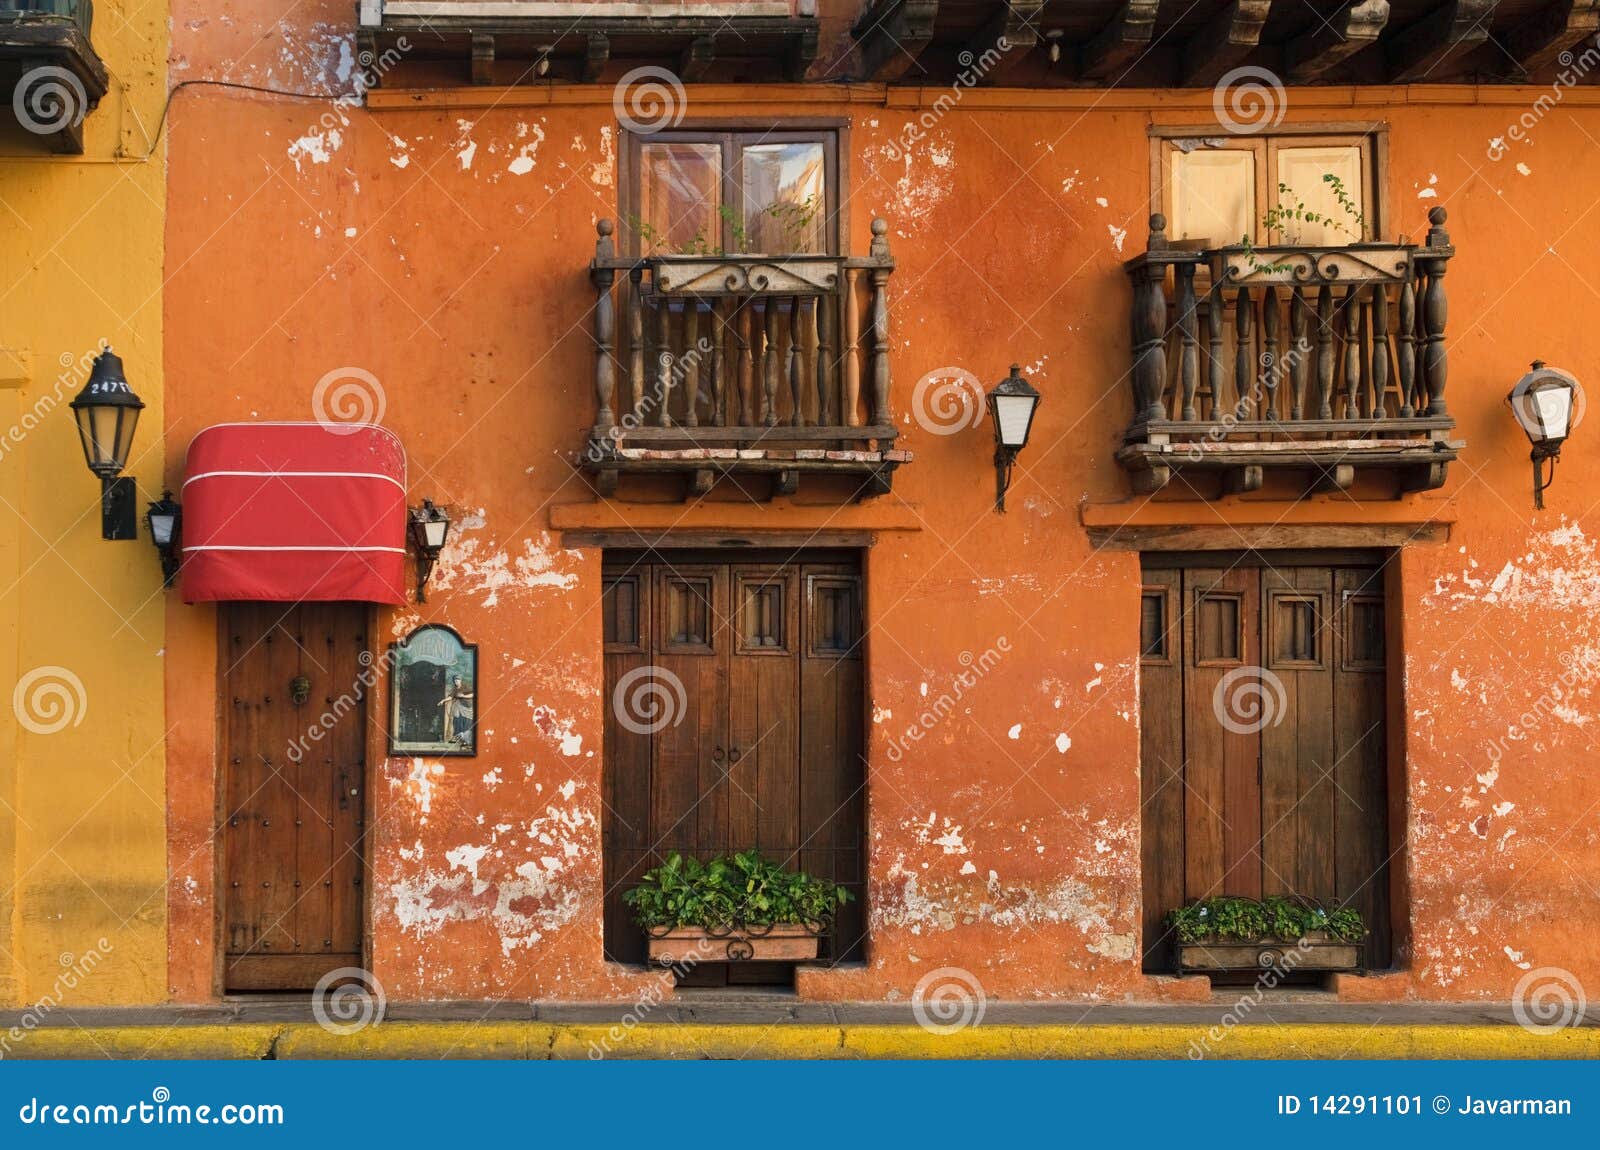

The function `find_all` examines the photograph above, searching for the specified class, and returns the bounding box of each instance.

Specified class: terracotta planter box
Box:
[1177,933,1364,975]
[647,924,820,965]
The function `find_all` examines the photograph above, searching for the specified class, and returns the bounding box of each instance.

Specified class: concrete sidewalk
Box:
[2,1000,1595,1059]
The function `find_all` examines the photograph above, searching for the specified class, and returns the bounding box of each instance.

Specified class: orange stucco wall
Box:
[162,4,1600,1004]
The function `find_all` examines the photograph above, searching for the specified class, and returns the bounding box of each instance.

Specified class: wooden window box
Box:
[646,924,822,966]
[1178,934,1365,976]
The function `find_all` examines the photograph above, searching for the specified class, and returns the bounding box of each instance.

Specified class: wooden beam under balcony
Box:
[1496,0,1600,77]
[1286,1,1390,81]
[1080,1,1162,81]
[969,1,1045,85]
[853,0,941,82]
[1182,0,1273,87]
[1386,0,1493,82]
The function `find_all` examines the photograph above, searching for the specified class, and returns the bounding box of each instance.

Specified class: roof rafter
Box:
[1387,0,1494,82]
[1286,1,1390,81]
[1182,0,1274,88]
[1080,0,1162,81]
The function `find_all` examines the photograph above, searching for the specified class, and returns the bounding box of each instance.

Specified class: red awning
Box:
[181,423,408,605]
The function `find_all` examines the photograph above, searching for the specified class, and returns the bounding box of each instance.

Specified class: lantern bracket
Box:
[102,477,137,541]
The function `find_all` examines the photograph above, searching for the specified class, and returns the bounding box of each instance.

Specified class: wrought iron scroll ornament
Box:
[1220,245,1410,286]
[643,913,833,940]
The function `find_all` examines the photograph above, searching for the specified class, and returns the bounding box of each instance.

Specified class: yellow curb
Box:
[275,1022,554,1060]
[839,1025,1600,1060]
[2,1022,1595,1060]
[0,1025,280,1060]
[551,1023,845,1060]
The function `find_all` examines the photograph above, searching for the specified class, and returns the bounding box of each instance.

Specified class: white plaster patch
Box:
[287,127,342,170]
[429,532,580,607]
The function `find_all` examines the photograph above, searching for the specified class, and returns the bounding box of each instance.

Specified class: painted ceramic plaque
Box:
[388,624,478,757]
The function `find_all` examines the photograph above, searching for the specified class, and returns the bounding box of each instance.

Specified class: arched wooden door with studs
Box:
[601,550,866,987]
[220,602,369,991]
[1139,554,1392,975]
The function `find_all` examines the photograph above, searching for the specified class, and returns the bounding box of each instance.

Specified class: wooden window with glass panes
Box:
[621,129,839,257]
[1151,128,1385,249]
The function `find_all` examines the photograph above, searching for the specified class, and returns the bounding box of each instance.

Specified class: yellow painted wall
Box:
[0,2,168,1006]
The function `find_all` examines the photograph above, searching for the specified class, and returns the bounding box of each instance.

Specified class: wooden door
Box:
[221,602,369,991]
[1140,560,1390,972]
[602,552,865,984]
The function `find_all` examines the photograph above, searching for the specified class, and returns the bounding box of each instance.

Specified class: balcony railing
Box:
[585,218,908,499]
[1118,207,1461,496]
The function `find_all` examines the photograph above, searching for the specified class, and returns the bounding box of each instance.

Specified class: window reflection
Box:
[741,143,826,254]
[639,143,721,255]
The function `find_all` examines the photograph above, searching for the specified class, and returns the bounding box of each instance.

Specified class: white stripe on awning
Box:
[183,469,407,490]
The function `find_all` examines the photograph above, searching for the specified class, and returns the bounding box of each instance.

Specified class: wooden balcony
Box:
[1118,207,1461,498]
[1,1,107,154]
[584,218,908,501]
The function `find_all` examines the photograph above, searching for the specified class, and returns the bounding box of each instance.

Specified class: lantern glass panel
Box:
[1532,384,1572,441]
[993,394,1036,448]
[422,517,449,549]
[148,511,177,547]
[76,403,139,474]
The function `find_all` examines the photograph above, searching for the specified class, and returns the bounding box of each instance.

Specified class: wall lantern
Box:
[1507,361,1581,510]
[146,491,182,587]
[409,499,452,602]
[986,364,1041,512]
[69,347,144,539]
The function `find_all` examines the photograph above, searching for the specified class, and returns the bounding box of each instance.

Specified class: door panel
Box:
[222,602,369,991]
[1182,567,1261,900]
[651,566,728,856]
[1141,561,1391,973]
[1333,567,1390,967]
[603,554,865,978]
[1138,571,1184,970]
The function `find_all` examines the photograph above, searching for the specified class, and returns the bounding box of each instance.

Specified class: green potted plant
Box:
[1221,173,1406,285]
[624,849,851,966]
[1166,895,1367,975]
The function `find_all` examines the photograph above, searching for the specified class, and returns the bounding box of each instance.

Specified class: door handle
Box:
[711,746,725,763]
[728,747,742,763]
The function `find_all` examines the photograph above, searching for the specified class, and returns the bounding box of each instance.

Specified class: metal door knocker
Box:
[290,675,311,706]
